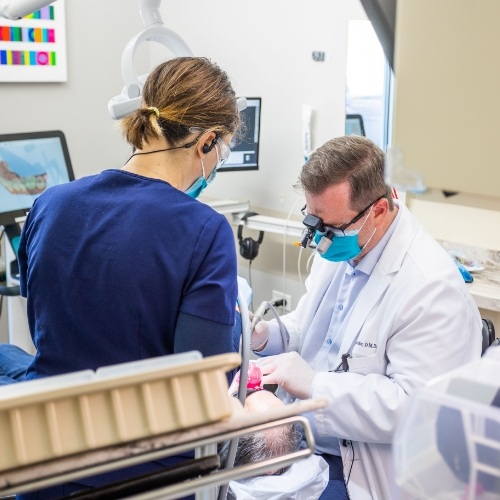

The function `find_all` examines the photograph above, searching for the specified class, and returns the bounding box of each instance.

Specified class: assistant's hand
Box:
[256,352,315,400]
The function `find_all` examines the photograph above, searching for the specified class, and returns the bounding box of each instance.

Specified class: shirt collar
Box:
[348,200,401,276]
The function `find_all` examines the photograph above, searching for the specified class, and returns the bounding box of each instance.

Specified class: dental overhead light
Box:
[1,0,246,118]
[0,0,193,119]
[108,0,193,120]
[0,0,55,19]
[108,0,247,119]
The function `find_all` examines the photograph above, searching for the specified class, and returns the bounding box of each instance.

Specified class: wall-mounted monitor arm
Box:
[140,0,163,28]
[0,0,54,20]
[108,0,193,120]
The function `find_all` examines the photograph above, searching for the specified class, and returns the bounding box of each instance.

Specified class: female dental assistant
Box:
[0,57,241,499]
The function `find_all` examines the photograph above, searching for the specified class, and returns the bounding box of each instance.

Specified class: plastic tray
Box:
[394,355,500,499]
[0,351,240,472]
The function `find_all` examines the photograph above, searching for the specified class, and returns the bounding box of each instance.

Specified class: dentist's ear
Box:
[373,197,389,224]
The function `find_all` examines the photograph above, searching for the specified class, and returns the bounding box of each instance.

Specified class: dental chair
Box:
[481,317,497,355]
[0,277,327,499]
[0,350,326,500]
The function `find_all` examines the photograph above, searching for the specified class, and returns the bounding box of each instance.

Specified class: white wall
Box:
[0,0,145,343]
[159,0,366,216]
[157,0,367,307]
[0,0,144,177]
[0,1,367,335]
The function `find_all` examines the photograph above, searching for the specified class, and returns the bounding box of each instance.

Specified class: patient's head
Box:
[219,389,302,475]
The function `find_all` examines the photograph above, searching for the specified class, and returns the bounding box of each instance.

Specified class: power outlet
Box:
[271,290,292,312]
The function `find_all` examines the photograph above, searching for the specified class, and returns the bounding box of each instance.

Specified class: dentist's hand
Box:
[250,316,270,351]
[256,352,315,400]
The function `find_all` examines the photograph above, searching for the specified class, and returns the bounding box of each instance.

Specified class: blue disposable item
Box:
[455,261,473,283]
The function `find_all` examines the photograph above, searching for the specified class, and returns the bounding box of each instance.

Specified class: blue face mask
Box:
[184,157,209,199]
[184,139,229,198]
[184,175,207,199]
[313,207,375,262]
[314,229,362,262]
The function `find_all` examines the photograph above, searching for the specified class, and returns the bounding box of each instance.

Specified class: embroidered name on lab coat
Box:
[355,341,377,349]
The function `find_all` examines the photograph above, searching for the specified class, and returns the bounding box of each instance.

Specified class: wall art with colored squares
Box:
[0,0,67,82]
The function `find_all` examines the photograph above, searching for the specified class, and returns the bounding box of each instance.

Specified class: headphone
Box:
[238,212,264,261]
[202,133,220,154]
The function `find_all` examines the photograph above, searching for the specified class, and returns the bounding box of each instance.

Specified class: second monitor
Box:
[220,97,261,172]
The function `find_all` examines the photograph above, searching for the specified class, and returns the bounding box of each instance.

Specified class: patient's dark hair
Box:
[219,423,302,476]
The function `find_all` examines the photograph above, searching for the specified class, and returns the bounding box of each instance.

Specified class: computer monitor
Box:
[220,97,261,171]
[0,130,74,255]
[345,114,366,137]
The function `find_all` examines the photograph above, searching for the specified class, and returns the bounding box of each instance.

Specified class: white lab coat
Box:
[263,203,482,499]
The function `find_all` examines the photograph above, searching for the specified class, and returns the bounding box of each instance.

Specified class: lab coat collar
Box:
[377,202,418,275]
[353,200,402,276]
[337,203,418,357]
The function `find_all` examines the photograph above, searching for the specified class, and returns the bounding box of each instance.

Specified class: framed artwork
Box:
[0,0,67,82]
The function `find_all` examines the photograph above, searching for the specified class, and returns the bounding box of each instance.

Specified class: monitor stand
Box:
[2,223,35,354]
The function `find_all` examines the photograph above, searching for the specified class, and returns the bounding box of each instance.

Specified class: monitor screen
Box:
[0,130,74,228]
[345,114,366,137]
[220,97,261,171]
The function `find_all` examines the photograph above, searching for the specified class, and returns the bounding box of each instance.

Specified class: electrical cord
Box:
[281,195,302,314]
[0,226,22,297]
[306,247,316,274]
[250,300,289,354]
[217,281,251,500]
[247,260,254,313]
[297,246,304,297]
[269,301,289,353]
[347,440,355,484]
[0,228,4,322]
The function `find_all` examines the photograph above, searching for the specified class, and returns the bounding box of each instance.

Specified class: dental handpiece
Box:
[250,300,269,332]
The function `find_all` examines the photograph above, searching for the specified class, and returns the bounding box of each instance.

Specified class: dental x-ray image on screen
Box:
[0,130,74,227]
[220,97,261,171]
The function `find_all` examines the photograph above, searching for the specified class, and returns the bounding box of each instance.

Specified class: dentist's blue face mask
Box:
[313,207,373,262]
[184,136,231,199]
[300,194,386,262]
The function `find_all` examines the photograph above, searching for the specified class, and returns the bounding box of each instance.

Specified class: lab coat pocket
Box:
[346,353,380,375]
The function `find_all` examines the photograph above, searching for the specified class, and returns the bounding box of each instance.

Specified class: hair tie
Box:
[147,106,160,118]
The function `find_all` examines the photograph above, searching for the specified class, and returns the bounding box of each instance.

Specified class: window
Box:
[345,20,393,151]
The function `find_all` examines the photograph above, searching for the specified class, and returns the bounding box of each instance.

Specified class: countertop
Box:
[439,240,500,312]
[467,268,500,312]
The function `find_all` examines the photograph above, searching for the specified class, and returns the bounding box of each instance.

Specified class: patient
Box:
[218,377,329,500]
[219,388,302,475]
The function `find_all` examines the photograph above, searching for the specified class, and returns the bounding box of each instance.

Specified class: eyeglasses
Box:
[205,138,231,184]
[301,193,386,234]
[216,139,231,168]
[299,193,386,248]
